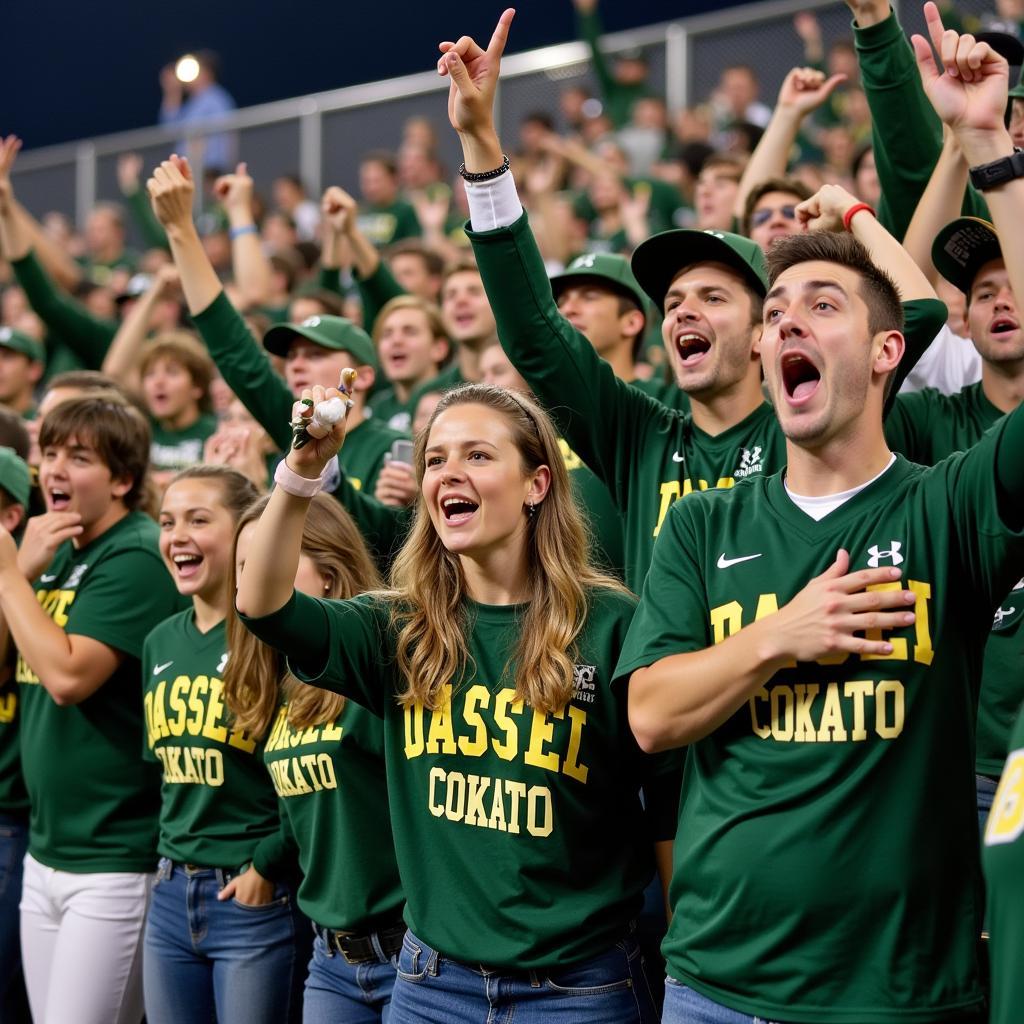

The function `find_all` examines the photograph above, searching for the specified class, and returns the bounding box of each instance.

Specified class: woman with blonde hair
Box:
[238,380,673,1023]
[225,493,403,1023]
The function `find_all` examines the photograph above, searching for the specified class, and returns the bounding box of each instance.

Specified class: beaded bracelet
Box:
[459,154,511,182]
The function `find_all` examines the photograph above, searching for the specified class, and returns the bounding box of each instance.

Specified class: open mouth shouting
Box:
[48,487,72,512]
[780,350,822,406]
[989,315,1020,337]
[171,551,205,581]
[441,493,479,526]
[674,330,712,367]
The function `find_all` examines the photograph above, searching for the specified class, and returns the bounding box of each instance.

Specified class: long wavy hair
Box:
[390,383,627,714]
[223,492,382,737]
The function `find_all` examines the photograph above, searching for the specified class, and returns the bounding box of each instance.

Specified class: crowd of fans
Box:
[0,0,1022,1021]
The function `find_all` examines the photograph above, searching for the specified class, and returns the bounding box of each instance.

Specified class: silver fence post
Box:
[299,99,322,198]
[74,142,97,231]
[665,22,691,115]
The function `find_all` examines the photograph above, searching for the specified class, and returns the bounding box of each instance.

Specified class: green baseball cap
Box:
[263,314,377,369]
[0,326,45,365]
[0,447,31,508]
[631,228,769,309]
[550,253,649,316]
[932,217,1002,296]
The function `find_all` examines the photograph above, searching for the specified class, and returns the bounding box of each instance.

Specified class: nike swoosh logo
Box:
[717,553,763,569]
[153,661,174,676]
[40,574,57,583]
[672,451,685,463]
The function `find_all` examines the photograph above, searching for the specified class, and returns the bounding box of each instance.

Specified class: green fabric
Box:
[262,697,404,930]
[150,413,218,474]
[631,375,691,412]
[355,202,421,249]
[124,188,170,252]
[12,250,115,373]
[329,469,409,574]
[243,586,675,969]
[854,7,988,240]
[576,8,651,129]
[192,291,400,494]
[355,260,405,335]
[0,679,28,818]
[80,251,140,286]
[468,212,947,590]
[316,266,344,298]
[368,387,413,433]
[615,423,1024,1020]
[143,613,282,870]
[407,363,464,412]
[983,702,1024,1024]
[16,512,183,871]
[886,382,1020,774]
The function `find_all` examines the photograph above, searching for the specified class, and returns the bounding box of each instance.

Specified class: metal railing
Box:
[8,0,986,231]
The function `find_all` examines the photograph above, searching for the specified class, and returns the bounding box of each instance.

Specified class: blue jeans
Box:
[663,980,785,1023]
[0,815,28,1021]
[303,929,397,1023]
[389,927,657,1024]
[143,858,302,1024]
[977,773,999,836]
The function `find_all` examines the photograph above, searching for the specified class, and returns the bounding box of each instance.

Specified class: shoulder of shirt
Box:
[584,584,639,616]
[143,607,193,646]
[93,514,165,562]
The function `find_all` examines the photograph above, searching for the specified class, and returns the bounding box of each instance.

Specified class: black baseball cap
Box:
[932,217,1002,296]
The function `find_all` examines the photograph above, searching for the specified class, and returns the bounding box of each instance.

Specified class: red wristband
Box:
[842,202,876,232]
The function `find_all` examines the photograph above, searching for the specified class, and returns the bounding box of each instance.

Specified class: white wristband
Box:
[274,459,328,498]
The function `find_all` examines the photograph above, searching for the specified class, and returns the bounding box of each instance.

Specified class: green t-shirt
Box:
[407,363,464,412]
[244,587,676,969]
[369,387,414,434]
[263,698,404,930]
[150,413,218,474]
[0,678,28,818]
[340,417,409,494]
[468,213,947,591]
[886,382,1020,774]
[356,202,422,249]
[16,512,183,872]
[983,702,1024,1024]
[615,426,1024,1021]
[142,612,281,870]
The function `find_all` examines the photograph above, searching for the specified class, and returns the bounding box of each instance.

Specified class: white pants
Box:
[19,853,153,1024]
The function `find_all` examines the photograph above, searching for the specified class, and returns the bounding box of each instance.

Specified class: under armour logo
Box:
[994,606,1016,626]
[867,542,903,568]
[570,254,597,270]
[302,316,321,328]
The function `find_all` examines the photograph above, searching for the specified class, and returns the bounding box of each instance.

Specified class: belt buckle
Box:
[334,931,373,965]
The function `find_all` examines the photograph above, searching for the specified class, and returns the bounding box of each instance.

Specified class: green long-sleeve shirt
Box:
[576,8,651,129]
[12,250,115,375]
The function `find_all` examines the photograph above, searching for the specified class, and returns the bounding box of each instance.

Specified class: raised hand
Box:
[147,155,196,231]
[438,8,516,138]
[153,262,181,295]
[286,370,357,479]
[0,135,23,213]
[320,186,358,236]
[213,162,255,216]
[116,153,144,194]
[16,512,84,581]
[911,2,1009,137]
[794,183,861,232]
[776,67,847,118]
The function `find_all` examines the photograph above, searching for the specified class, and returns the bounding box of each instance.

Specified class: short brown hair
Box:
[372,295,449,349]
[440,256,480,288]
[700,152,745,181]
[741,177,813,237]
[138,332,215,414]
[386,239,445,279]
[39,393,152,510]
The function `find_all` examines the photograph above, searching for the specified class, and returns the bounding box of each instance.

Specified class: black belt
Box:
[316,919,406,965]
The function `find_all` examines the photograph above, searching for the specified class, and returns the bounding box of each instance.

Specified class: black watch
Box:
[969,148,1024,191]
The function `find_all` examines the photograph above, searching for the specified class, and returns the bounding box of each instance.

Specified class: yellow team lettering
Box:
[428,767,553,837]
[653,478,736,537]
[986,750,1024,845]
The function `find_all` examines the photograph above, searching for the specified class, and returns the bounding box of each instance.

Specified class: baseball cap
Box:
[115,273,153,305]
[550,253,649,314]
[0,326,45,365]
[263,314,378,369]
[932,217,1002,296]
[0,447,31,508]
[631,228,769,309]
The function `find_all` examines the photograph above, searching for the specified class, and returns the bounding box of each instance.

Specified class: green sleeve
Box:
[577,8,618,113]
[191,291,294,452]
[12,251,116,369]
[890,298,948,403]
[239,591,394,717]
[467,212,677,510]
[317,266,344,297]
[995,401,1024,522]
[123,189,170,252]
[251,803,299,881]
[394,203,422,242]
[65,548,182,659]
[885,390,939,463]
[355,261,406,334]
[330,469,411,574]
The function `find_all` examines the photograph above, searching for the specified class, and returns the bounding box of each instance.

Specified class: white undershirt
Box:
[784,455,896,521]
[464,170,523,231]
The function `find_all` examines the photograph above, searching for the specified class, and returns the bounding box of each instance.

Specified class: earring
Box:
[527,500,536,518]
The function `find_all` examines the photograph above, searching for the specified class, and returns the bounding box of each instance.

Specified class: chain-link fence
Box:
[9,0,1011,242]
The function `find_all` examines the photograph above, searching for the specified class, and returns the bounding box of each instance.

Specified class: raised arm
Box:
[101,264,181,389]
[733,67,846,223]
[215,163,271,310]
[118,153,170,252]
[902,129,968,285]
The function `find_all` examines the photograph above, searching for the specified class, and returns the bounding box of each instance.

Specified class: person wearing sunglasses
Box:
[741,177,812,251]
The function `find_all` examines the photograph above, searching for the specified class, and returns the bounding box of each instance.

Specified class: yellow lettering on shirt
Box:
[15,589,79,684]
[986,749,1024,846]
[0,693,16,724]
[264,706,344,753]
[653,477,737,537]
[558,439,583,472]
[427,767,553,837]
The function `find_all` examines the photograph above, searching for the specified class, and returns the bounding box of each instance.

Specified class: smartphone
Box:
[390,439,415,465]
